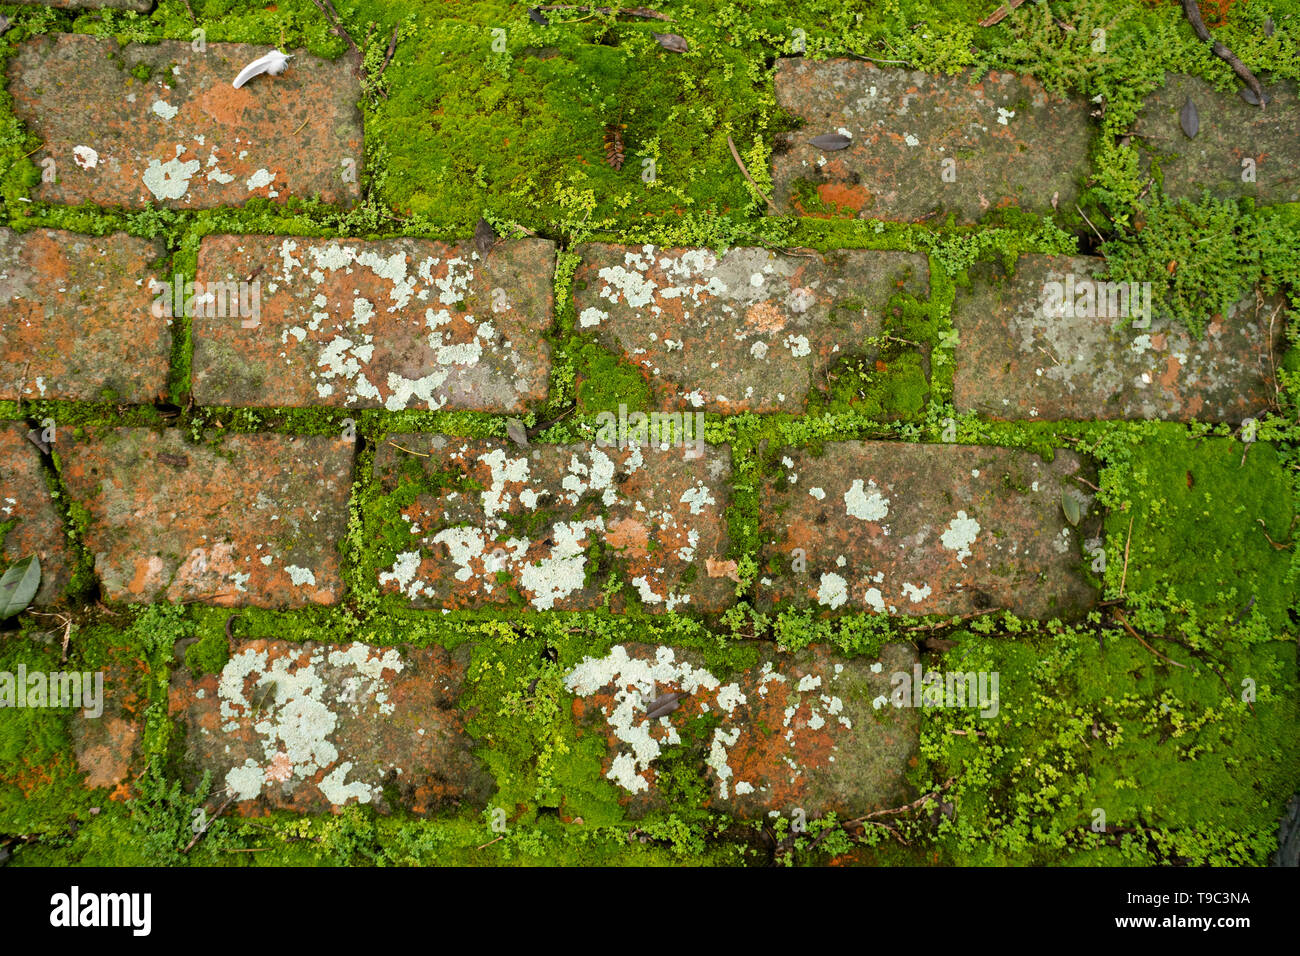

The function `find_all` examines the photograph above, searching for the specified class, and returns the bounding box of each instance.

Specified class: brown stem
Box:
[1178,0,1265,106]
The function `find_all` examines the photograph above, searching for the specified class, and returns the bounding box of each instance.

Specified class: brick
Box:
[757,441,1098,619]
[565,642,919,818]
[60,428,354,607]
[0,426,73,604]
[573,243,928,413]
[192,236,555,412]
[953,255,1283,423]
[1135,75,1300,205]
[168,640,493,814]
[70,655,148,798]
[1,228,169,403]
[8,35,363,209]
[370,435,733,613]
[772,60,1093,222]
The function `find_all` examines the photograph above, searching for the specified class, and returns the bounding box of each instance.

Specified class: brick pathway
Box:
[1,27,1296,827]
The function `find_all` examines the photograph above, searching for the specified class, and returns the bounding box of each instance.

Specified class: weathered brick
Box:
[192,236,555,412]
[565,642,919,818]
[953,255,1283,423]
[60,428,354,607]
[168,640,493,814]
[371,435,734,613]
[757,441,1098,619]
[8,35,363,209]
[1,228,169,403]
[70,655,148,799]
[0,426,73,604]
[772,60,1093,222]
[573,243,928,413]
[1135,75,1300,205]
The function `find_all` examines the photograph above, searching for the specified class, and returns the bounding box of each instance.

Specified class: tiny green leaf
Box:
[1062,493,1082,527]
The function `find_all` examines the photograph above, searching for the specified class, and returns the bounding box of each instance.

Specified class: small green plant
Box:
[0,554,40,619]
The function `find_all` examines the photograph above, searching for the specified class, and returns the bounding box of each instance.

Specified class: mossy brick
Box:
[59,428,354,608]
[168,639,493,815]
[0,426,72,604]
[69,655,148,800]
[564,641,918,819]
[371,435,734,613]
[772,60,1093,222]
[952,255,1283,423]
[573,243,928,413]
[192,236,554,412]
[757,441,1099,619]
[0,228,169,404]
[1135,74,1300,205]
[7,34,363,209]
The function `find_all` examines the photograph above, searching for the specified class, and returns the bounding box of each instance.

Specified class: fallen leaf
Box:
[1239,86,1269,106]
[528,7,550,25]
[1179,97,1199,139]
[474,217,497,258]
[506,418,529,448]
[651,32,689,53]
[809,133,852,151]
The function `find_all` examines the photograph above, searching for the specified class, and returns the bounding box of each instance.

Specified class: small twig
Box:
[477,834,506,850]
[1112,610,1188,669]
[374,26,400,99]
[1071,474,1101,492]
[1075,203,1105,244]
[387,440,429,457]
[310,0,362,58]
[948,728,987,737]
[904,608,1000,634]
[1178,0,1265,106]
[979,0,1028,28]
[726,135,779,214]
[1257,519,1291,550]
[221,847,270,853]
[182,790,238,854]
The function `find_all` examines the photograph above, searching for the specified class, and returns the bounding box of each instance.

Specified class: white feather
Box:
[232,49,294,90]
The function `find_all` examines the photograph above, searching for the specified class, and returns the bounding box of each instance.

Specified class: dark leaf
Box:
[644,691,688,720]
[473,217,497,258]
[528,7,550,25]
[651,32,689,53]
[603,123,626,171]
[25,428,50,455]
[1238,86,1269,106]
[1179,97,1199,139]
[0,15,9,38]
[809,133,852,151]
[0,555,41,620]
[506,418,529,448]
[1264,17,1275,37]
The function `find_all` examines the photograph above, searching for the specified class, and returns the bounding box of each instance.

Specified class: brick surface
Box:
[772,60,1093,222]
[1135,75,1300,205]
[757,441,1098,619]
[70,656,148,798]
[371,435,734,613]
[1,228,169,403]
[168,640,492,814]
[192,236,554,411]
[565,642,919,818]
[60,428,354,607]
[8,35,363,209]
[0,426,72,604]
[573,243,928,413]
[953,255,1282,423]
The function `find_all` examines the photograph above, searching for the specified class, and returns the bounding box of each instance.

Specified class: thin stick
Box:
[182,790,238,854]
[1076,203,1105,244]
[726,135,779,213]
[1178,0,1265,106]
[221,847,270,853]
[979,0,1028,28]
[310,0,362,57]
[388,440,429,457]
[1113,609,1188,669]
[477,834,506,850]
[375,26,399,99]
